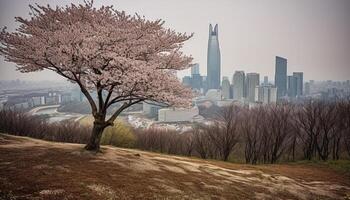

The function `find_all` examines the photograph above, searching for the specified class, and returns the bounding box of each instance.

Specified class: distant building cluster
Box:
[180,24,308,108]
[1,89,84,110]
[303,79,350,101]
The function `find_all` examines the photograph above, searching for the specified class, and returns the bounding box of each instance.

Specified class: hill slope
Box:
[0,134,349,200]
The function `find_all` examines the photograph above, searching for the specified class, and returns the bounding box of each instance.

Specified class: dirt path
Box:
[0,134,349,199]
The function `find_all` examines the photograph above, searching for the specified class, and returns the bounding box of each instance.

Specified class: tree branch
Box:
[106,99,143,126]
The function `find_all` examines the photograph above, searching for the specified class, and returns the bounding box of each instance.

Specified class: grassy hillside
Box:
[0,133,349,200]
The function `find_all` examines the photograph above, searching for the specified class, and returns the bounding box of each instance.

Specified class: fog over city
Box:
[1,0,350,81]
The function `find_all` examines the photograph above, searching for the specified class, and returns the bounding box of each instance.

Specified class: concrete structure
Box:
[31,96,45,106]
[287,75,297,98]
[182,63,203,91]
[217,99,234,107]
[232,71,245,101]
[255,85,278,104]
[158,107,199,122]
[269,87,277,103]
[304,82,311,95]
[221,76,231,99]
[263,86,270,103]
[191,63,200,75]
[246,73,260,102]
[143,102,162,119]
[263,76,269,85]
[182,76,191,87]
[61,93,72,103]
[207,24,221,90]
[293,72,303,97]
[205,89,222,102]
[275,56,287,99]
[255,86,264,103]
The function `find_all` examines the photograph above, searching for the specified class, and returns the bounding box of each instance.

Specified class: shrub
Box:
[100,120,136,148]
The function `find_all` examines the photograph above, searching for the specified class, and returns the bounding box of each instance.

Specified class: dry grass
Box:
[0,133,349,200]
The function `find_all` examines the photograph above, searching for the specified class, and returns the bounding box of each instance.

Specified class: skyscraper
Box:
[287,75,297,98]
[255,85,278,104]
[304,82,310,95]
[190,63,202,90]
[191,63,200,76]
[293,72,303,97]
[221,77,231,99]
[182,76,191,87]
[263,76,269,85]
[246,73,260,102]
[275,56,287,99]
[207,24,221,90]
[232,71,245,101]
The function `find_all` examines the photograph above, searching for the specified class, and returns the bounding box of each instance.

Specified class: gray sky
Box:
[1,0,350,82]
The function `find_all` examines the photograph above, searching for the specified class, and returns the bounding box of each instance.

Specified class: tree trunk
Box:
[85,121,106,152]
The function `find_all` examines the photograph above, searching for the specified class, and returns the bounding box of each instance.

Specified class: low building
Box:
[143,102,163,119]
[158,106,199,122]
[216,99,234,107]
[255,85,277,104]
[205,89,222,102]
[31,96,45,106]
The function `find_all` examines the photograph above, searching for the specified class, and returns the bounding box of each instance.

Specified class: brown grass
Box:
[0,133,349,200]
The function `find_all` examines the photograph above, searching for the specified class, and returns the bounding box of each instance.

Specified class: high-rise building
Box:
[287,75,297,98]
[191,63,200,75]
[263,86,270,103]
[255,85,278,104]
[269,87,277,103]
[263,76,269,85]
[293,72,303,97]
[246,73,260,102]
[221,77,231,99]
[275,56,287,99]
[304,82,310,95]
[182,76,191,87]
[232,71,245,101]
[191,74,202,90]
[207,24,221,90]
[255,86,264,102]
[202,76,208,93]
[190,63,202,90]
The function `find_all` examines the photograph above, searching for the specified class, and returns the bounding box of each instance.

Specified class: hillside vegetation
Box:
[1,134,349,200]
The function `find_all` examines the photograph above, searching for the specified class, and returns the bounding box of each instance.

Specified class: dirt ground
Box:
[0,133,349,200]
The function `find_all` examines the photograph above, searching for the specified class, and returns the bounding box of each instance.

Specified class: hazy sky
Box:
[1,0,350,82]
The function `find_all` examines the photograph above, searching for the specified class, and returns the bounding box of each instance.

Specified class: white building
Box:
[205,89,222,102]
[255,85,278,104]
[31,96,45,106]
[158,106,199,122]
[270,87,277,103]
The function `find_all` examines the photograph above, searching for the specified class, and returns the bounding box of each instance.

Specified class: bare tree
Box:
[241,106,265,164]
[204,105,241,161]
[294,101,322,160]
[266,104,294,163]
[192,126,212,159]
[337,99,350,158]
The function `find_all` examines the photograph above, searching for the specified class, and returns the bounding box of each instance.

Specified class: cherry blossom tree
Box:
[0,1,193,151]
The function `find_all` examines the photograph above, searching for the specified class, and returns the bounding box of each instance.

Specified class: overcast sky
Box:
[1,0,350,82]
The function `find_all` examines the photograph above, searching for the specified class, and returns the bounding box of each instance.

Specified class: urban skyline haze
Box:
[0,0,350,82]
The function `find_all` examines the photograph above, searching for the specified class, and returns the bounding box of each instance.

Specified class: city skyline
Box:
[1,0,350,82]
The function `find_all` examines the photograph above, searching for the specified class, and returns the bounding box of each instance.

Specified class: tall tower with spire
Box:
[207,24,221,90]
